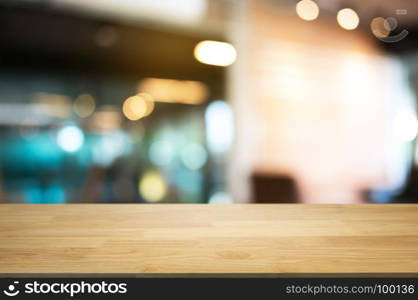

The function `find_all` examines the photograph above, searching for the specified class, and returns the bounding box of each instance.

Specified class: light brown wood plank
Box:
[0,204,417,274]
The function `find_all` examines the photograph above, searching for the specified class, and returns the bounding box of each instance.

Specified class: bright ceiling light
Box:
[337,8,360,30]
[296,0,319,21]
[194,40,237,67]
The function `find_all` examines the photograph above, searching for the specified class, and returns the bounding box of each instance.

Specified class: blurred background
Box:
[1,0,418,204]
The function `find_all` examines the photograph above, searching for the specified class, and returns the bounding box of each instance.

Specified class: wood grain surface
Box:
[0,204,417,274]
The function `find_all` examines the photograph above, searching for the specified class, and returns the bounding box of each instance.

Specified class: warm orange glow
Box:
[296,0,319,21]
[337,8,360,30]
[194,40,237,66]
[138,78,208,104]
[122,94,154,121]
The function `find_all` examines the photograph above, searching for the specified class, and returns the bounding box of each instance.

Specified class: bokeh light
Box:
[139,78,208,104]
[122,94,154,121]
[73,93,96,118]
[208,191,233,204]
[337,8,360,30]
[194,40,237,67]
[139,170,167,202]
[57,125,84,152]
[205,101,234,155]
[149,140,176,166]
[296,0,319,21]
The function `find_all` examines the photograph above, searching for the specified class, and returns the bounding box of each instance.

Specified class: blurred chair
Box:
[251,173,299,203]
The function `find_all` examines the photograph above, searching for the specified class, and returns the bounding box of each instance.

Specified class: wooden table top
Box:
[0,204,417,275]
